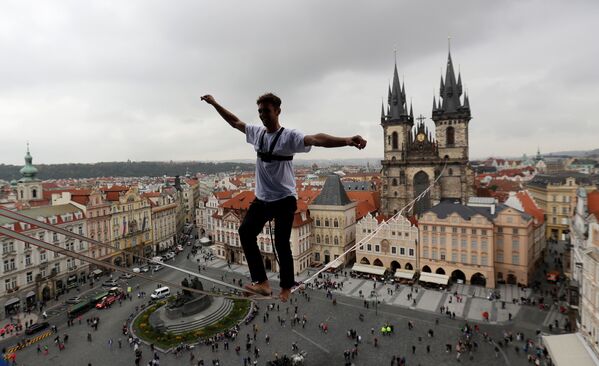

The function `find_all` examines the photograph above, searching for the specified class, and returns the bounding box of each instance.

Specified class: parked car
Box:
[95,295,117,309]
[25,322,50,335]
[119,272,133,279]
[139,265,150,273]
[101,279,119,288]
[152,264,165,272]
[65,296,82,304]
[150,286,171,300]
[132,267,141,273]
[162,252,175,261]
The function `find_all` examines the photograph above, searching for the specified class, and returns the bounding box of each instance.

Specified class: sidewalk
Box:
[198,254,528,324]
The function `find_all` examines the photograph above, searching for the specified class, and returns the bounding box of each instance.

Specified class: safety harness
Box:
[257,127,293,162]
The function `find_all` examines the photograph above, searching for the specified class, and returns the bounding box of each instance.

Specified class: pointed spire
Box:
[381,99,386,122]
[457,70,463,96]
[439,75,445,97]
[409,99,414,120]
[432,95,437,112]
[387,84,392,104]
[463,91,470,109]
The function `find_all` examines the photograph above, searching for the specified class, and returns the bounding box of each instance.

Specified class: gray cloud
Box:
[0,0,597,165]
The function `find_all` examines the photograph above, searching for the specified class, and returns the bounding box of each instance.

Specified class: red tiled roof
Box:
[588,191,599,217]
[221,191,256,211]
[347,191,381,211]
[215,191,236,200]
[516,191,545,224]
[355,201,376,221]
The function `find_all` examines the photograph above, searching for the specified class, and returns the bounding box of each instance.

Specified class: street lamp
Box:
[371,290,379,315]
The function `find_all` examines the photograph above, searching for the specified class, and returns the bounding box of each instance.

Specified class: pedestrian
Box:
[201,93,366,302]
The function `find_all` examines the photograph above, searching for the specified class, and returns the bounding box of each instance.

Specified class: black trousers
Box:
[238,195,297,289]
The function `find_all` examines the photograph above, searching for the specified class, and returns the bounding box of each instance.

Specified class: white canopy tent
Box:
[394,269,416,280]
[418,272,449,285]
[351,264,387,276]
[542,333,599,366]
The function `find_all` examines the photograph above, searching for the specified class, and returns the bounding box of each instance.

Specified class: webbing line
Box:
[292,160,449,293]
[0,209,272,300]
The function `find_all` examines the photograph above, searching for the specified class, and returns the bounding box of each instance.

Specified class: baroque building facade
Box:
[381,50,474,216]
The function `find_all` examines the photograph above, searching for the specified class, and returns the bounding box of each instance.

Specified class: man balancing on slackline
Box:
[201,93,367,302]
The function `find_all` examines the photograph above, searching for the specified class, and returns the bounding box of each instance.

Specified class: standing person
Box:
[201,93,367,301]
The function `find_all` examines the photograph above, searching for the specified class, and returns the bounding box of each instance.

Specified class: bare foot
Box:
[243,281,272,297]
[279,288,292,302]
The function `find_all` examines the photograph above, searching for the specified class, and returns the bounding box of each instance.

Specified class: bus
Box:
[90,291,110,305]
[67,300,93,319]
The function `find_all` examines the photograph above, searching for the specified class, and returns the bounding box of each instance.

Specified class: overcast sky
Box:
[1,0,598,165]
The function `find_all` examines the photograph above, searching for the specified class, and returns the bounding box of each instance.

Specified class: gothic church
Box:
[381,49,474,216]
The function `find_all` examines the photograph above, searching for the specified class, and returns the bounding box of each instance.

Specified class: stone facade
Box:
[418,200,536,288]
[355,213,418,271]
[381,50,473,217]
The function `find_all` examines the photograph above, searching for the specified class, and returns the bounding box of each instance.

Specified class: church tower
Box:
[16,143,43,203]
[380,60,414,216]
[381,45,474,218]
[432,48,474,202]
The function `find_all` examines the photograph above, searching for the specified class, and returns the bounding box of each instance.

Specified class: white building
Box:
[0,204,89,319]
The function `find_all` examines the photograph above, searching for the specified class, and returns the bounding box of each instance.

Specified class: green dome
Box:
[19,145,39,181]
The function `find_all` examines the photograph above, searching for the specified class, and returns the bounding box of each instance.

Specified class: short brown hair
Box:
[256,93,281,109]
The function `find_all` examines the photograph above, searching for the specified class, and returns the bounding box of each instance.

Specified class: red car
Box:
[95,295,117,309]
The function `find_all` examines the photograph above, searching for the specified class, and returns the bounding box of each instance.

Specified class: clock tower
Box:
[380,47,473,217]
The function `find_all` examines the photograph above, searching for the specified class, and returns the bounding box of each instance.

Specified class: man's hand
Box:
[347,135,367,150]
[200,95,216,105]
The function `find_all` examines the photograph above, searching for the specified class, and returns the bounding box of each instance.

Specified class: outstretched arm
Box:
[200,95,246,134]
[304,133,367,149]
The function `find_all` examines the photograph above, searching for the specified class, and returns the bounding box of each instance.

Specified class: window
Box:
[481,239,488,251]
[440,226,446,233]
[316,219,321,226]
[481,229,487,235]
[451,252,457,262]
[446,126,455,145]
[496,252,504,262]
[392,131,398,149]
[453,237,459,247]
[497,227,503,234]
[54,262,61,274]
[440,253,446,260]
[461,253,467,263]
[334,236,339,245]
[423,248,429,258]
[53,233,59,243]
[512,228,519,234]
[391,247,397,255]
[423,225,428,231]
[512,254,520,265]
[316,235,320,244]
[333,219,339,228]
[400,247,406,256]
[512,238,519,250]
[324,236,329,244]
[408,248,414,257]
[25,254,32,266]
[452,227,457,233]
[432,249,437,260]
[432,236,437,245]
[481,254,488,266]
[471,229,477,235]
[26,272,33,284]
[324,219,329,227]
[471,239,477,250]
[375,245,380,252]
[440,236,446,245]
[460,238,466,248]
[367,244,372,251]
[3,259,16,272]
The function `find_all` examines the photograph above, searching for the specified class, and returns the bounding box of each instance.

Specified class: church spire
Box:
[381,99,386,122]
[387,58,407,120]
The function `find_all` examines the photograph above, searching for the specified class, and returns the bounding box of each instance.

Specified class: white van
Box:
[150,286,170,300]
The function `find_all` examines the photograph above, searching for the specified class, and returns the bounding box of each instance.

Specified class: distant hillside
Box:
[0,161,255,181]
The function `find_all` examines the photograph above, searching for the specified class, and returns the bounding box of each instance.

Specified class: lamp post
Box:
[371,290,379,316]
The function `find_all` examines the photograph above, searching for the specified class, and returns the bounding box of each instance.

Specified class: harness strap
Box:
[257,127,293,162]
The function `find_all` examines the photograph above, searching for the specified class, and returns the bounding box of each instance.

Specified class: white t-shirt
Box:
[245,124,311,202]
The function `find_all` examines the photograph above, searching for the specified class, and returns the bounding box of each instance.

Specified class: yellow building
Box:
[104,186,153,266]
[355,213,418,275]
[419,198,535,288]
[309,175,357,267]
[527,173,596,241]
